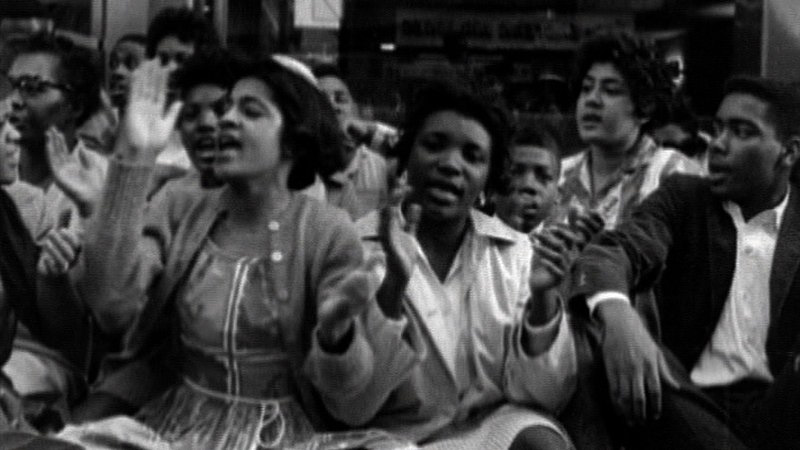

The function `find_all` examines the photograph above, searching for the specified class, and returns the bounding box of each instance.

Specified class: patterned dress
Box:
[134,239,414,450]
[559,135,701,230]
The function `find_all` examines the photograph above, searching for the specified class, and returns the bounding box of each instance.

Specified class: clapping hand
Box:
[375,167,421,319]
[317,252,386,350]
[46,127,104,217]
[37,227,82,277]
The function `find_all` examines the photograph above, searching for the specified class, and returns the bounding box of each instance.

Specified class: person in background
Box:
[494,123,562,234]
[143,6,221,193]
[349,81,601,449]
[314,64,393,219]
[106,34,146,114]
[570,76,800,449]
[650,92,711,173]
[0,0,53,103]
[559,33,700,230]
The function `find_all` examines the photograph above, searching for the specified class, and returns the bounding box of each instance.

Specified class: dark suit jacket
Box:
[570,174,800,379]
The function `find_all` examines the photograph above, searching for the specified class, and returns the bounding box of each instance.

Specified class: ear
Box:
[781,136,800,169]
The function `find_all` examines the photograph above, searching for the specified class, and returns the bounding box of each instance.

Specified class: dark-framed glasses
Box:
[6,75,73,98]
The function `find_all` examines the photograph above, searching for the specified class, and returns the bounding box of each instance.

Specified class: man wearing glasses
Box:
[1,33,104,429]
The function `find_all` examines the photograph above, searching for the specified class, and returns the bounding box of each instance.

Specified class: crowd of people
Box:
[0,4,798,450]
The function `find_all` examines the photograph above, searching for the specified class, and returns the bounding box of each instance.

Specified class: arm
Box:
[77,61,182,336]
[504,248,577,413]
[570,175,691,424]
[305,225,422,427]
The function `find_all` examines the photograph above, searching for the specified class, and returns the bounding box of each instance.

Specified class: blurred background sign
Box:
[295,0,342,29]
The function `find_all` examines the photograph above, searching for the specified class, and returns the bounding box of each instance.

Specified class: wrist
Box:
[595,299,634,326]
[526,289,560,326]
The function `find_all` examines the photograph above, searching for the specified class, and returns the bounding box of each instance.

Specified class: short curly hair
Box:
[573,32,676,121]
[146,7,219,58]
[14,33,101,126]
[393,81,511,195]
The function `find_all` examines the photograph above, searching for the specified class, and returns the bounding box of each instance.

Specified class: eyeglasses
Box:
[6,75,73,98]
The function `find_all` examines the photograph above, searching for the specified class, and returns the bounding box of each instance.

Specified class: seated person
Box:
[494,123,562,234]
[2,33,105,421]
[350,82,598,449]
[55,58,412,448]
[569,77,800,449]
[0,118,85,433]
[560,33,700,230]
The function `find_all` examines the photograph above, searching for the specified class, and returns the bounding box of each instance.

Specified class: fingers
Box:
[40,229,81,275]
[130,59,171,108]
[646,358,662,421]
[658,352,681,390]
[320,271,371,326]
[318,270,373,345]
[45,127,70,169]
[164,99,184,128]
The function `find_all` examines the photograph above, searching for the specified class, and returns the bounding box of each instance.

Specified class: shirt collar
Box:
[724,187,790,230]
[327,145,364,186]
[358,207,520,245]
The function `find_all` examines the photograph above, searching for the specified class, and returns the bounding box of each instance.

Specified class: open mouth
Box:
[214,134,242,162]
[579,113,603,125]
[191,136,217,166]
[424,179,464,205]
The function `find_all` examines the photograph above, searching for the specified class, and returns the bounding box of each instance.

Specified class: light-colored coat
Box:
[349,209,577,444]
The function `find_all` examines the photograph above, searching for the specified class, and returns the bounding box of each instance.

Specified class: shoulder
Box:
[292,194,358,244]
[560,151,585,175]
[650,146,703,177]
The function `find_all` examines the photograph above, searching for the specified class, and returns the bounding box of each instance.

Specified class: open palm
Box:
[119,60,182,162]
[46,127,103,217]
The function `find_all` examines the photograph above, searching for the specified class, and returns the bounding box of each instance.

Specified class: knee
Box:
[509,425,571,450]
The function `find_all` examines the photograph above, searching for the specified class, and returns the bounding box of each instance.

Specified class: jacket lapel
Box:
[770,186,800,322]
[706,196,736,319]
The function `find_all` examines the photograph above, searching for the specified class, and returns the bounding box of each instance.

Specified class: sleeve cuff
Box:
[587,291,630,315]
[307,320,373,395]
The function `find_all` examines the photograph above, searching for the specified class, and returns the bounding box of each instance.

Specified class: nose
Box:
[709,129,727,155]
[7,89,24,109]
[519,171,541,192]
[219,105,238,130]
[582,85,602,108]
[435,147,463,177]
[196,108,219,132]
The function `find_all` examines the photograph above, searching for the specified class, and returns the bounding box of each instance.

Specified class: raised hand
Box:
[597,301,680,425]
[375,166,421,318]
[37,227,82,277]
[46,127,104,217]
[117,60,183,163]
[317,252,385,350]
